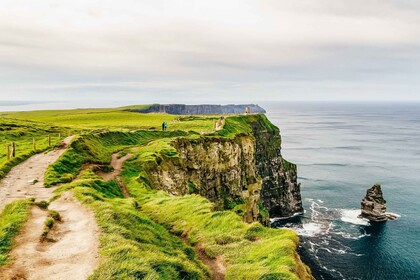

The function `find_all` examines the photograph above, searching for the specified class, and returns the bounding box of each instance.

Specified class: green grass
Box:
[0,110,311,279]
[44,130,187,187]
[120,136,311,280]
[0,117,68,180]
[2,108,217,132]
[0,199,33,266]
[53,177,210,280]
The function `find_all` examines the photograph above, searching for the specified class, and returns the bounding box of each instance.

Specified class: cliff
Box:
[126,104,266,115]
[140,114,303,224]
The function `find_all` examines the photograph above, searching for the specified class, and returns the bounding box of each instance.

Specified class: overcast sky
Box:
[1,0,420,103]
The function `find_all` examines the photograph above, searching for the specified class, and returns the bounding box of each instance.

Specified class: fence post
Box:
[48,135,51,147]
[12,142,16,157]
[7,145,10,161]
[33,137,36,151]
[58,133,61,140]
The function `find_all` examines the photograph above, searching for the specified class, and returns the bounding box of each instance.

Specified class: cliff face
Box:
[141,114,303,224]
[128,104,266,115]
[249,117,304,218]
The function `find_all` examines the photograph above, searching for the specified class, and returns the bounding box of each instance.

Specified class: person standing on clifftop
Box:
[161,122,165,131]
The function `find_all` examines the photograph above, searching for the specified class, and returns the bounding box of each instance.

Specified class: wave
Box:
[340,209,369,226]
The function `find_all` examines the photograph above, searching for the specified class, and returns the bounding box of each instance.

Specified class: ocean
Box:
[264,102,420,280]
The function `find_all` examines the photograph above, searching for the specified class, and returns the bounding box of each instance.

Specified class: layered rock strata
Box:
[143,115,304,224]
[359,184,397,222]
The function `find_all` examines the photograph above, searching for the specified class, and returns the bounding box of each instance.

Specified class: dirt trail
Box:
[97,153,132,197]
[0,192,99,280]
[0,136,74,213]
[0,135,100,279]
[197,247,226,280]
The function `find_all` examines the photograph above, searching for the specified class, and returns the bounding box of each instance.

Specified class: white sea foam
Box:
[340,209,369,225]
[295,222,324,237]
[386,212,401,219]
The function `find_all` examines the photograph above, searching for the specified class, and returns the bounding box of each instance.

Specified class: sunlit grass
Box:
[53,177,210,280]
[0,199,32,266]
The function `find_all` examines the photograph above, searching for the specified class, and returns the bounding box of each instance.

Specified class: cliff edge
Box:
[141,114,303,224]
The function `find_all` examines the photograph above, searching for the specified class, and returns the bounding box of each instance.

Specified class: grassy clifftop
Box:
[0,107,312,279]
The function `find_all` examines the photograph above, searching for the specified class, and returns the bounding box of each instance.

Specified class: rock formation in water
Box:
[141,114,303,225]
[126,104,266,115]
[359,184,397,222]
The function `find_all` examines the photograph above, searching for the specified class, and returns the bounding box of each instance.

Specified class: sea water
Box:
[264,102,420,280]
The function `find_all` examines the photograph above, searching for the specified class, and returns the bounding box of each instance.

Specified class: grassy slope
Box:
[121,134,310,280]
[0,199,32,266]
[0,109,311,279]
[0,118,68,180]
[44,131,188,186]
[54,175,210,280]
[2,108,217,132]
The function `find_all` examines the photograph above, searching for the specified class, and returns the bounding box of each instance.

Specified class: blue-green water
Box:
[265,102,420,280]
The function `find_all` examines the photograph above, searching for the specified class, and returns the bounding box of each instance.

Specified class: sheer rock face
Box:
[143,115,304,224]
[249,118,304,218]
[359,184,394,222]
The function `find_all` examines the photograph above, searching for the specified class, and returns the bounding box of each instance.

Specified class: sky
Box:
[1,0,420,104]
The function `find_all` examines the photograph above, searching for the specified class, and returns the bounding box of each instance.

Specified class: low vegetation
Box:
[53,177,210,279]
[2,108,217,132]
[121,137,309,280]
[0,107,310,279]
[0,199,32,266]
[0,118,67,180]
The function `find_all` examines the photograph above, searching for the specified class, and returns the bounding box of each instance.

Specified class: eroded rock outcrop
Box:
[142,114,303,225]
[359,184,397,222]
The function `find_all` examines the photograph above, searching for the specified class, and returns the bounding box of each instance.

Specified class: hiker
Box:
[163,121,168,131]
[162,122,165,131]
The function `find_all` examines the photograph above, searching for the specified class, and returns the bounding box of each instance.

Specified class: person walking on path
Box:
[162,121,168,131]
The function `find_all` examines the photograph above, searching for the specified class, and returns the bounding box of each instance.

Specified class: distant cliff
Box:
[126,104,266,115]
[141,114,303,224]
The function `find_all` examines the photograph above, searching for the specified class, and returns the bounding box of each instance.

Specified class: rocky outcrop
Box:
[127,104,266,115]
[359,184,397,222]
[141,114,303,224]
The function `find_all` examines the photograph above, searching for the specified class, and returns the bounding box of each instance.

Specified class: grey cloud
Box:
[0,0,420,102]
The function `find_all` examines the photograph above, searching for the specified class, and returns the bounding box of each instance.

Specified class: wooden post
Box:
[12,142,16,157]
[7,145,10,161]
[58,133,61,140]
[48,135,51,147]
[33,137,36,151]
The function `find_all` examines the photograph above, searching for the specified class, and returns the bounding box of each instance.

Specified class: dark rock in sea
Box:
[127,104,266,115]
[359,184,397,222]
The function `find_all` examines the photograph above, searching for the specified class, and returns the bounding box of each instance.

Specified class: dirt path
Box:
[196,246,226,280]
[0,192,99,280]
[0,135,100,279]
[97,153,132,197]
[0,136,74,213]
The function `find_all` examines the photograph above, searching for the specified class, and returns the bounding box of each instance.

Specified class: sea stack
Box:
[359,184,397,222]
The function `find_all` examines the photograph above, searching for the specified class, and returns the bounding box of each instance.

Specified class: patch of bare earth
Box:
[0,136,74,212]
[196,246,226,280]
[0,192,99,280]
[180,228,226,280]
[92,152,132,197]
